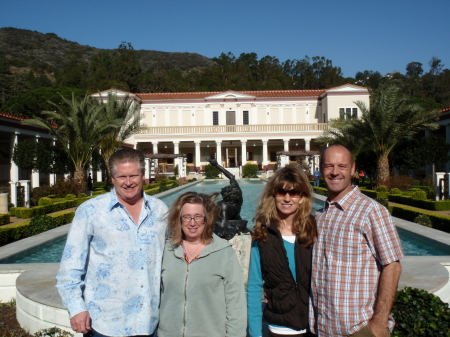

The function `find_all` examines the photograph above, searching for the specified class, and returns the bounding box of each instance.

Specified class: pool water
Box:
[2,180,450,263]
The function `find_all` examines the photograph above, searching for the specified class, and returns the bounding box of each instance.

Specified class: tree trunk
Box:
[377,153,390,187]
[74,168,85,185]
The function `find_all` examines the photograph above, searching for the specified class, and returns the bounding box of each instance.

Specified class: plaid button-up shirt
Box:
[310,187,403,336]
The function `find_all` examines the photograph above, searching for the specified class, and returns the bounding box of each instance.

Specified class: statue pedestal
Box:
[228,233,252,286]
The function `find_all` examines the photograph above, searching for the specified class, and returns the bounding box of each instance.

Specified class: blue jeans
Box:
[84,329,154,337]
[313,178,320,187]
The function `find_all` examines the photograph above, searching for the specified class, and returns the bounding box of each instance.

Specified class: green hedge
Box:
[360,189,389,199]
[0,214,10,226]
[312,186,328,196]
[389,205,450,233]
[388,194,450,211]
[0,211,75,246]
[145,187,160,196]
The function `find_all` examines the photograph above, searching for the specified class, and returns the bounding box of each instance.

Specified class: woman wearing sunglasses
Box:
[248,165,317,337]
[158,191,247,337]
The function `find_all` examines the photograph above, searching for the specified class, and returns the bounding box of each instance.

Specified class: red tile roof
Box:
[137,89,326,100]
[0,112,26,121]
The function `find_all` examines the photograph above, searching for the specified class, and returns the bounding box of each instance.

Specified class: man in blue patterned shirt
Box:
[56,148,168,337]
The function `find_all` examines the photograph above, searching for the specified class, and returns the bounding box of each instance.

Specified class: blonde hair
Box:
[167,191,220,245]
[252,165,316,247]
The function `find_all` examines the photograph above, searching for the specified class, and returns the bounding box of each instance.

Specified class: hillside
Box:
[0,27,215,73]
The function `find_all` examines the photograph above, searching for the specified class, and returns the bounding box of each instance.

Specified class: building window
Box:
[339,108,358,119]
[210,152,216,160]
[243,111,249,125]
[247,151,253,160]
[213,111,219,125]
[187,153,193,164]
[270,151,277,162]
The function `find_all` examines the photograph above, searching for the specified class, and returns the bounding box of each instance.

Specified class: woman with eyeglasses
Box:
[158,191,247,337]
[248,165,317,337]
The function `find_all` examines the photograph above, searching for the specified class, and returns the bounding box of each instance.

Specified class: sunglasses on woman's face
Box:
[275,188,302,198]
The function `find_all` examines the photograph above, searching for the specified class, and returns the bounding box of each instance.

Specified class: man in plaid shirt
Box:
[310,145,403,337]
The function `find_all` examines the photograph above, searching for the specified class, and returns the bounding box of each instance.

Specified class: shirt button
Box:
[141,285,144,288]
[141,267,144,270]
[140,248,142,251]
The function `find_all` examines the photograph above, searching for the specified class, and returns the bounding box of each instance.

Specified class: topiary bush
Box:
[158,182,169,193]
[390,188,402,195]
[38,197,53,206]
[242,164,258,178]
[92,181,105,190]
[375,197,389,209]
[77,193,87,198]
[171,181,179,188]
[28,214,57,236]
[392,287,450,336]
[65,194,76,200]
[411,190,427,200]
[205,164,220,179]
[375,185,388,192]
[414,214,432,227]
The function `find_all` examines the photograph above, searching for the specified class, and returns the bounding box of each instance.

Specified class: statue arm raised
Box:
[207,159,236,181]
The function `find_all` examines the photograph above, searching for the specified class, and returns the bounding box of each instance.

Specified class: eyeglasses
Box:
[180,215,205,224]
[275,189,302,198]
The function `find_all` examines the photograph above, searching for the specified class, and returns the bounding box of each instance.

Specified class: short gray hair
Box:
[109,148,145,177]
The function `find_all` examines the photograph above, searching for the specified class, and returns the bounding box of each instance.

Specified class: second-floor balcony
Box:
[136,123,328,135]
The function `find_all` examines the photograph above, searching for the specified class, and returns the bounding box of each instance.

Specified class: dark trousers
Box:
[269,331,316,337]
[84,328,154,337]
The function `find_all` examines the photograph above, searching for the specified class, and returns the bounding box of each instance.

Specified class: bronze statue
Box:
[207,159,249,240]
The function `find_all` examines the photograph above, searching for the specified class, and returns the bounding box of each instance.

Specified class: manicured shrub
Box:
[392,287,450,336]
[92,181,105,190]
[411,190,427,200]
[28,214,57,236]
[31,185,53,206]
[205,164,220,179]
[390,188,402,195]
[412,179,421,187]
[375,185,388,192]
[242,164,259,178]
[65,194,76,200]
[171,181,179,188]
[77,193,87,198]
[38,197,53,206]
[312,186,328,197]
[375,197,389,209]
[0,214,10,226]
[51,177,85,197]
[168,176,177,180]
[35,327,74,337]
[414,214,432,227]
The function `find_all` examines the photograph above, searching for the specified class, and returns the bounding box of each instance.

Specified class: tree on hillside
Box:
[98,91,144,184]
[354,85,440,185]
[22,93,120,183]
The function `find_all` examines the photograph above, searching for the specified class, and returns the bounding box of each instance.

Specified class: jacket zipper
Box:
[182,262,190,337]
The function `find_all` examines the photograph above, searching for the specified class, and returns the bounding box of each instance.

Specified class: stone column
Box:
[241,140,247,166]
[435,172,445,201]
[173,141,180,155]
[50,138,57,185]
[19,180,31,208]
[216,141,222,165]
[9,181,17,208]
[195,141,201,168]
[262,140,269,166]
[145,158,150,181]
[304,138,311,151]
[283,138,290,152]
[152,141,159,154]
[10,132,19,183]
[31,136,40,188]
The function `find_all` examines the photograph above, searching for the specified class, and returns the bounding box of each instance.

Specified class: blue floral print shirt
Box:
[56,189,168,336]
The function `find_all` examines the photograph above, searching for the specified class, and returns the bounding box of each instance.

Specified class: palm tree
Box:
[23,93,120,184]
[355,85,440,185]
[98,91,144,184]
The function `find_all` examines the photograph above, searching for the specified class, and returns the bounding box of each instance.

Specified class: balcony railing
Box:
[136,123,328,135]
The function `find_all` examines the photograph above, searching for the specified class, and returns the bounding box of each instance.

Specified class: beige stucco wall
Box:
[326,94,370,120]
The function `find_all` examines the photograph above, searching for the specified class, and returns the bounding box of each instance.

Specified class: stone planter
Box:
[0,193,8,213]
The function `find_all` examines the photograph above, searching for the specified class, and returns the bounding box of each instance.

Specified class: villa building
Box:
[92,84,370,180]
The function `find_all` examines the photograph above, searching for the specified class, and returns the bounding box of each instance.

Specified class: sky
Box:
[1,0,449,78]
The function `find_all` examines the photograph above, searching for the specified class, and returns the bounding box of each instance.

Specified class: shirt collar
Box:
[108,188,150,211]
[325,185,360,211]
